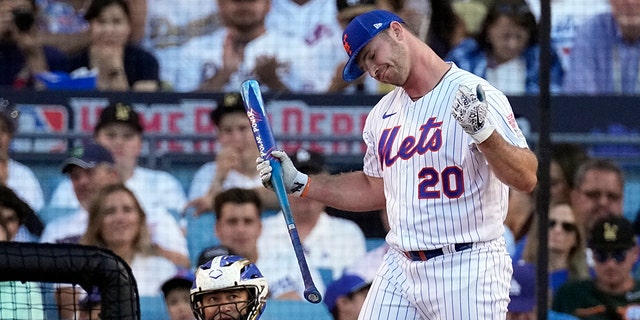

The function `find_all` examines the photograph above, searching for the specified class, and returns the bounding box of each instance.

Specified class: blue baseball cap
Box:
[324,274,371,312]
[60,143,114,174]
[508,261,536,313]
[342,10,404,82]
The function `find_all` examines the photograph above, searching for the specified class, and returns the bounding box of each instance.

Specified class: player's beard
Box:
[384,44,409,86]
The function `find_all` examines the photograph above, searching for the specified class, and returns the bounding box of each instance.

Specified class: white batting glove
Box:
[256,150,310,197]
[451,84,495,144]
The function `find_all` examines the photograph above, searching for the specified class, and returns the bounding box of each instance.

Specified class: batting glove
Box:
[256,150,310,197]
[451,84,495,144]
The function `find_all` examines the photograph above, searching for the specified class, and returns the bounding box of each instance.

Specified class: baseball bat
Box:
[240,80,322,304]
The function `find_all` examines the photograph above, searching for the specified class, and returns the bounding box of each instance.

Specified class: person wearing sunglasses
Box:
[552,216,640,319]
[520,202,590,295]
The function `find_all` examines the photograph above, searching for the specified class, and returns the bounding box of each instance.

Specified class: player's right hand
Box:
[451,84,496,144]
[256,150,310,197]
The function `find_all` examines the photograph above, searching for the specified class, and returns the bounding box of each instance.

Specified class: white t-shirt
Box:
[255,252,326,300]
[48,166,187,214]
[264,0,342,92]
[40,206,189,256]
[142,0,218,50]
[165,29,324,93]
[188,161,262,200]
[130,254,179,297]
[258,212,367,285]
[486,57,527,96]
[345,242,390,283]
[7,159,45,212]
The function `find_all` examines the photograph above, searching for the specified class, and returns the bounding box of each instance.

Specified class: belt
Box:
[404,243,473,261]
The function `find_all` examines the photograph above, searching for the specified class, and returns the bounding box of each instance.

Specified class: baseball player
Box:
[256,10,538,320]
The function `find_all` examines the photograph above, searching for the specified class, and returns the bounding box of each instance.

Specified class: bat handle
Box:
[289,228,323,303]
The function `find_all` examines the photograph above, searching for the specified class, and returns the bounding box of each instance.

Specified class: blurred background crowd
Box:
[1,0,640,319]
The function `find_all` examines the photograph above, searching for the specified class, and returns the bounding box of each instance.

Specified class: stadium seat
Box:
[260,299,332,320]
[186,212,219,267]
[139,295,170,320]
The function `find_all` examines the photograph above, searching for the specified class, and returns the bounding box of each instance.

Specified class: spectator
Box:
[0,220,46,319]
[520,202,590,294]
[190,255,268,320]
[263,0,343,93]
[42,143,120,244]
[64,0,160,91]
[141,0,221,89]
[196,245,232,267]
[425,0,468,59]
[41,143,189,267]
[553,216,640,318]
[323,274,372,320]
[258,149,367,284]
[550,143,589,205]
[163,0,321,93]
[326,0,379,94]
[563,0,640,94]
[36,0,90,55]
[570,159,625,231]
[524,0,610,72]
[37,0,146,55]
[161,269,196,320]
[208,187,316,300]
[446,0,564,95]
[80,183,179,296]
[211,188,262,264]
[0,0,67,89]
[75,287,101,320]
[186,92,277,215]
[345,208,390,284]
[505,187,535,259]
[53,182,182,318]
[50,102,188,216]
[0,99,45,212]
[142,0,220,50]
[508,260,579,320]
[377,0,429,38]
[0,185,44,242]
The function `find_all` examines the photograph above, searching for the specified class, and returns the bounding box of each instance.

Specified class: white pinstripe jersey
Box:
[362,64,529,252]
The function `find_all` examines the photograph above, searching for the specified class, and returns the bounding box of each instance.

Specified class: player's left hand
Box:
[451,84,496,144]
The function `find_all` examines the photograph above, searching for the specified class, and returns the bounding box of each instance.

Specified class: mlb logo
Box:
[12,104,69,153]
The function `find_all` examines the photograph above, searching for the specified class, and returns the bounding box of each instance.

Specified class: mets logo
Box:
[343,34,352,56]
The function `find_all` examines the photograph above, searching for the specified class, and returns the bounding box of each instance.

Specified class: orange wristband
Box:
[300,177,311,198]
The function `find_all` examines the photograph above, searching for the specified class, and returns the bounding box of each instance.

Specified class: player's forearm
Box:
[478,132,538,193]
[305,171,386,212]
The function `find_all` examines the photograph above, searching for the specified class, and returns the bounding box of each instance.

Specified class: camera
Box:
[12,9,35,32]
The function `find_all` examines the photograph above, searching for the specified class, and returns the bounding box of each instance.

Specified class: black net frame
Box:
[0,242,140,319]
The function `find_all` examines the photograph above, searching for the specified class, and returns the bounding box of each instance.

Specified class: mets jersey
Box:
[362,63,528,252]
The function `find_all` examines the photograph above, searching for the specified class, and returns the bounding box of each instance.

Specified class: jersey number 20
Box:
[418,166,464,199]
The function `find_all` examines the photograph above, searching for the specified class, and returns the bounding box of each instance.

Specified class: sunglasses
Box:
[549,219,577,232]
[593,250,628,263]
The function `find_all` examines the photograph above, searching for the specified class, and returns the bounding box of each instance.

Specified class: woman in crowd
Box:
[65,0,160,91]
[446,0,563,95]
[57,183,178,318]
[81,183,178,295]
[521,201,590,294]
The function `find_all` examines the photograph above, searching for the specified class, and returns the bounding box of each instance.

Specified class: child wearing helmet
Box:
[191,255,268,320]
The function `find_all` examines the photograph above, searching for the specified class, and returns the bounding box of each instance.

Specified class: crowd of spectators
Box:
[1,0,637,94]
